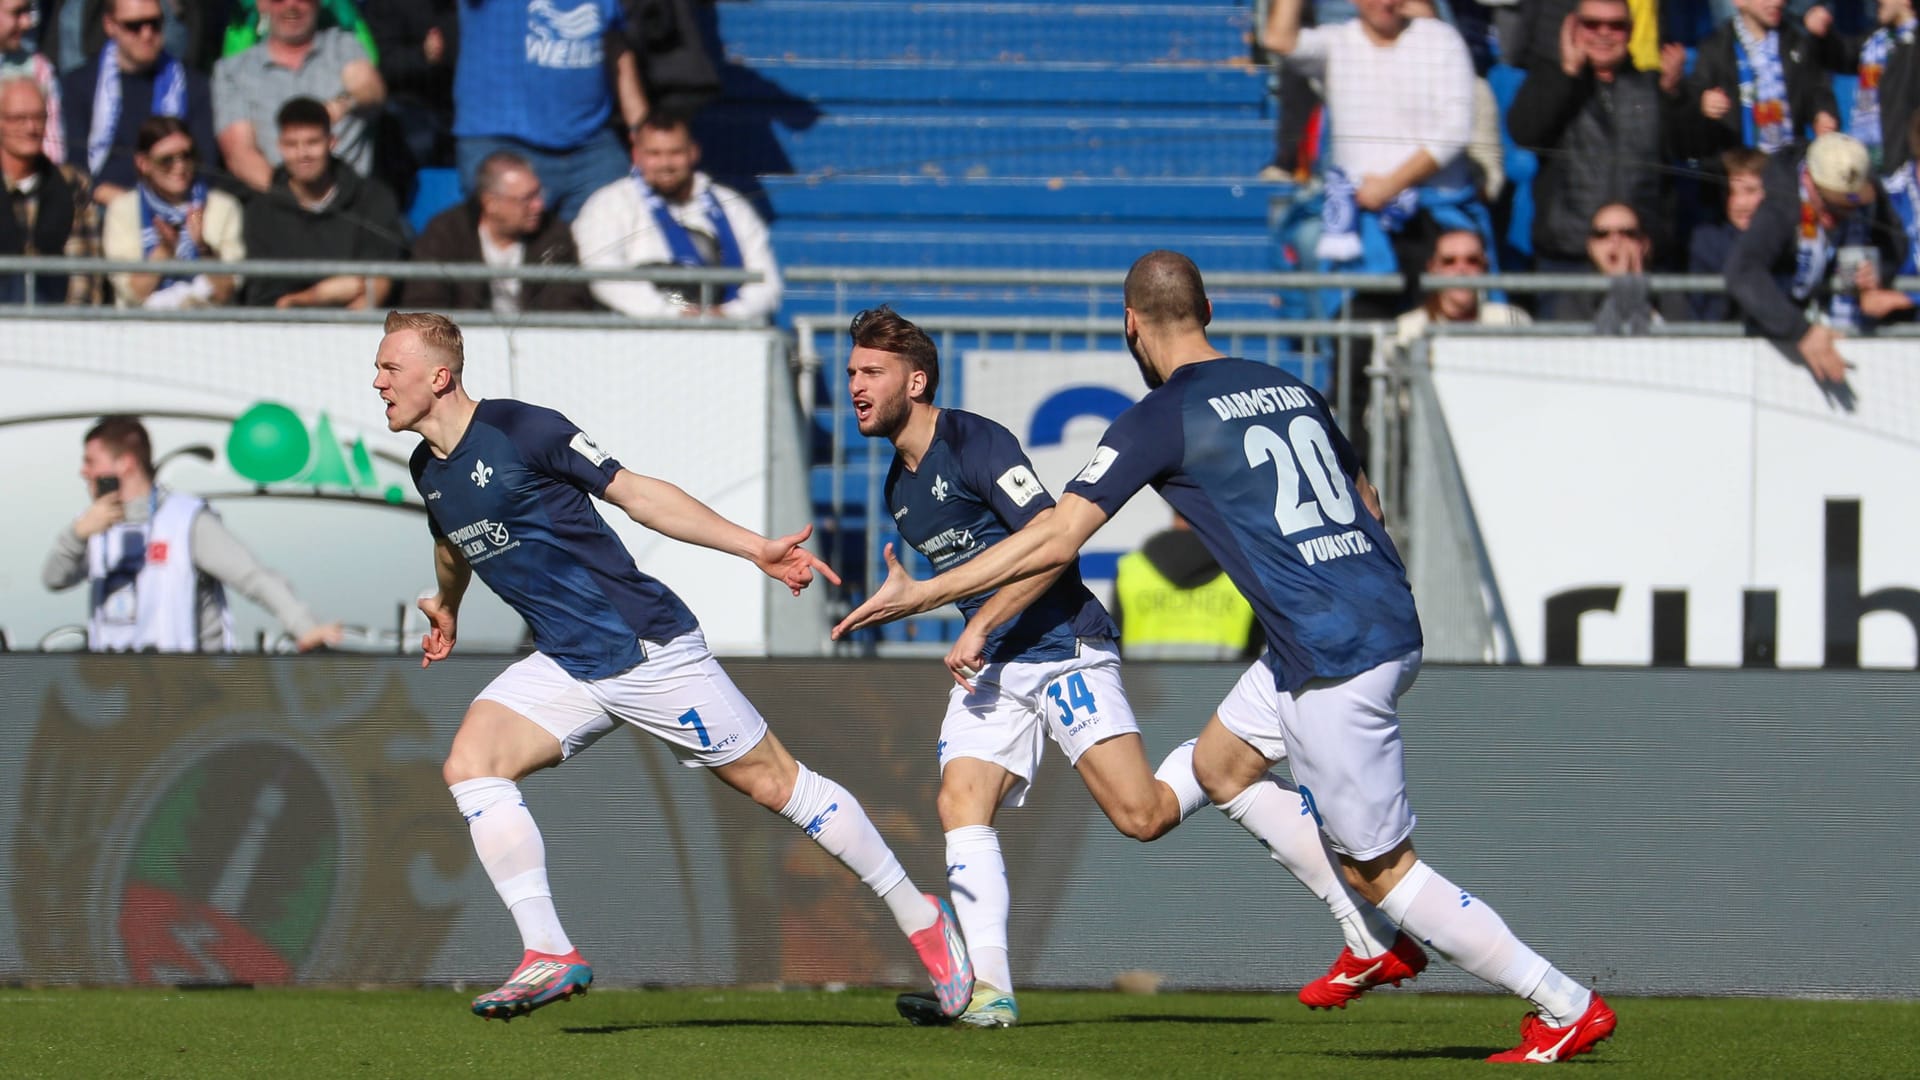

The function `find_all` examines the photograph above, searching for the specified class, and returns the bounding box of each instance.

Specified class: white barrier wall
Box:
[1431,337,1920,667]
[0,321,815,655]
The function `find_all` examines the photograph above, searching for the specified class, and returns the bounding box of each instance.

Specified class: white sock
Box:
[945,824,1012,992]
[450,777,574,956]
[1219,777,1397,958]
[779,762,937,935]
[1152,739,1210,823]
[1378,860,1592,1026]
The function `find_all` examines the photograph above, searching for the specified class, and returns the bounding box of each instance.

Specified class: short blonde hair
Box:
[384,311,465,377]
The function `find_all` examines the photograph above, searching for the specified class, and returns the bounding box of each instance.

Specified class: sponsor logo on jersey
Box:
[147,541,169,565]
[448,518,518,562]
[570,431,612,467]
[995,465,1044,508]
[893,505,909,520]
[916,526,978,565]
[471,460,493,488]
[427,490,442,501]
[1075,446,1118,485]
[931,475,951,502]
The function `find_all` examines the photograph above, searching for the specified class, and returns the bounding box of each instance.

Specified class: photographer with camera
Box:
[1724,132,1911,387]
[42,415,343,652]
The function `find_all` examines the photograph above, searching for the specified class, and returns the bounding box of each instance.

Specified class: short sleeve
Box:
[1063,395,1182,516]
[1288,24,1333,74]
[409,444,446,538]
[958,416,1056,530]
[211,56,244,134]
[510,405,625,496]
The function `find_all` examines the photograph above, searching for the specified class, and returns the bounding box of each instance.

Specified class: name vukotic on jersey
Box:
[446,518,519,563]
[1207,385,1314,420]
[1298,528,1374,567]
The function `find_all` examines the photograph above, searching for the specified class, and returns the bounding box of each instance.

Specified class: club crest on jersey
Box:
[931,475,951,502]
[471,460,493,488]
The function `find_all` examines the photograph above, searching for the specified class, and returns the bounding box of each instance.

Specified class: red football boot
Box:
[1298,931,1429,1009]
[1487,993,1618,1064]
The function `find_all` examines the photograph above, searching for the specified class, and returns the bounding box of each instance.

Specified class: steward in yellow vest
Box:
[1113,519,1260,660]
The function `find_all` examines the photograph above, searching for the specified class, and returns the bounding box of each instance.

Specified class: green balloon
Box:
[227,403,311,484]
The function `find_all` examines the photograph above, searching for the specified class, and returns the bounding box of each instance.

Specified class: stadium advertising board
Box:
[0,322,809,654]
[1430,337,1920,668]
[960,350,1171,584]
[0,656,1911,997]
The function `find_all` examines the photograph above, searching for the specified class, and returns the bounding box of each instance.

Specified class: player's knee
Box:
[935,785,980,830]
[1109,796,1177,843]
[1191,755,1245,806]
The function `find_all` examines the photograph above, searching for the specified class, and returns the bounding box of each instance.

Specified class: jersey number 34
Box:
[1244,418,1357,538]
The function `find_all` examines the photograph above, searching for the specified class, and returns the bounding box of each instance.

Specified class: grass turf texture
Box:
[7,989,1915,1078]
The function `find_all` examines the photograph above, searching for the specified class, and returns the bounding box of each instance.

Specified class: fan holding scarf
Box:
[101,115,241,307]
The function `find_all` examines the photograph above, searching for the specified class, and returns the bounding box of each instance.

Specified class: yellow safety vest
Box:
[1114,551,1256,660]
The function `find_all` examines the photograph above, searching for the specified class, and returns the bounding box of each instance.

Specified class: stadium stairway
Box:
[693,1,1295,631]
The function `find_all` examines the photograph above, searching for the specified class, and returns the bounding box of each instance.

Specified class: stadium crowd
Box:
[0,0,1915,347]
[0,0,764,314]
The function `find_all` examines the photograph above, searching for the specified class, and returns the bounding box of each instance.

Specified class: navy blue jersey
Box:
[412,399,698,679]
[1065,359,1421,692]
[886,410,1116,664]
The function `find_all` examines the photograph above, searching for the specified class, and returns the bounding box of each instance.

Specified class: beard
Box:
[858,392,914,439]
[1127,329,1163,390]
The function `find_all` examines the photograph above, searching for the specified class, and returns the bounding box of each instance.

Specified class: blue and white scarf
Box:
[1850,21,1918,155]
[1885,160,1920,301]
[137,180,206,286]
[1733,21,1792,154]
[634,170,743,305]
[1315,166,1418,264]
[1792,166,1872,330]
[88,42,187,175]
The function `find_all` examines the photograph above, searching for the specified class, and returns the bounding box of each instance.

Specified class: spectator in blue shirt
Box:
[452,0,646,222]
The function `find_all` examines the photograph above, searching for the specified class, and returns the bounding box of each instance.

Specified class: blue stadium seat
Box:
[715,1,1253,64]
[408,168,464,234]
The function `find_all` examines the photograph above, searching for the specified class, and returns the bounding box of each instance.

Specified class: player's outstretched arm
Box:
[834,495,1108,640]
[944,509,1071,691]
[603,470,841,595]
[419,537,471,667]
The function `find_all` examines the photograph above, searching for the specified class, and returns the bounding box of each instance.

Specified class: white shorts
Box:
[937,638,1141,808]
[476,630,767,768]
[1215,649,1423,860]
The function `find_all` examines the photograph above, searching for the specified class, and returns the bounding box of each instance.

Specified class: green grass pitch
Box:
[7,988,1915,1079]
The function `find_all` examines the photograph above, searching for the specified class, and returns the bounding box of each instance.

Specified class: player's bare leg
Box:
[911,756,1022,1026]
[714,731,974,1018]
[444,701,591,1021]
[1342,841,1616,1063]
[1073,732,1192,841]
[1192,714,1424,1009]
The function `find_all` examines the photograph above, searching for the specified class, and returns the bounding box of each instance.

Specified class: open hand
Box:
[831,542,923,639]
[755,522,842,596]
[1797,324,1849,385]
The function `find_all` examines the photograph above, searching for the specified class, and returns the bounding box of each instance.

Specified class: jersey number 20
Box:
[1244,418,1357,538]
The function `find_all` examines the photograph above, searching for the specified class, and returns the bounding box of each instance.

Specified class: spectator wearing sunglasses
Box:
[1508,0,1689,277]
[101,115,241,307]
[1556,201,1690,331]
[59,0,215,208]
[1394,228,1530,347]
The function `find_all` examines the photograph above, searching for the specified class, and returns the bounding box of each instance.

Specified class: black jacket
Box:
[1810,25,1920,172]
[1687,19,1838,157]
[60,56,218,194]
[1723,154,1909,342]
[1507,63,1686,262]
[402,200,595,312]
[241,160,407,306]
